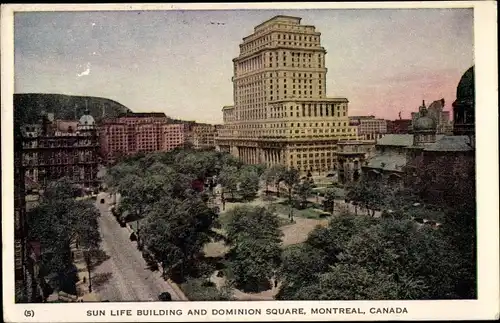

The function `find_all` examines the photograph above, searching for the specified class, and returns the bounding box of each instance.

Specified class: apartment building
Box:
[99,112,170,163]
[160,123,191,151]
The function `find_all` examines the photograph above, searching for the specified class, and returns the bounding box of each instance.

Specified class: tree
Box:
[27,178,102,294]
[296,179,313,207]
[218,165,239,199]
[306,214,378,264]
[275,244,328,300]
[342,218,463,299]
[323,188,339,214]
[238,168,260,200]
[225,206,283,292]
[281,168,300,206]
[248,164,267,177]
[289,264,404,300]
[346,179,385,216]
[181,278,234,301]
[261,167,275,194]
[270,164,286,197]
[141,196,216,281]
[219,153,244,170]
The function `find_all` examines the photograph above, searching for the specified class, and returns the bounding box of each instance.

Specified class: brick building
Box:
[161,123,192,151]
[99,112,169,163]
[99,113,208,164]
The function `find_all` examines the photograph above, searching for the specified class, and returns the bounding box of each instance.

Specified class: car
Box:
[100,198,105,204]
[158,292,172,301]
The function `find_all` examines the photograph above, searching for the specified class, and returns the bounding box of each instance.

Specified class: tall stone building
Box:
[216,15,358,174]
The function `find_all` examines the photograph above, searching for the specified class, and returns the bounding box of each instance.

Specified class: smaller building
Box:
[386,119,412,134]
[349,115,387,140]
[99,112,170,164]
[363,134,414,185]
[333,140,376,184]
[190,123,218,150]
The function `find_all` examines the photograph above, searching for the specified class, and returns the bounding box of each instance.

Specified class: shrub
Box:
[180,278,233,301]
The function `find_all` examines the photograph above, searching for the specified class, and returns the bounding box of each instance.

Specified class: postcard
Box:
[1,2,498,322]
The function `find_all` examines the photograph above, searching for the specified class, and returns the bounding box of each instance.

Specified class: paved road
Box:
[91,192,185,301]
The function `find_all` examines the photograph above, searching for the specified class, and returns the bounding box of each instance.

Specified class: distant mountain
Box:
[14,93,132,125]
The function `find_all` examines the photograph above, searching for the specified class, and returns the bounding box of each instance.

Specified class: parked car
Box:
[158,292,172,301]
[100,198,105,204]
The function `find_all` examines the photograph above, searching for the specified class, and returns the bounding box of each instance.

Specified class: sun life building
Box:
[216,15,358,174]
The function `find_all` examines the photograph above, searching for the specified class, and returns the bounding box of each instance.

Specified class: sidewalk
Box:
[71,242,101,302]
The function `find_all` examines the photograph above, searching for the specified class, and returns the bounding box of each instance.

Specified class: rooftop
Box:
[377,134,414,147]
[423,135,472,152]
[121,112,167,118]
[375,134,473,152]
[364,153,407,172]
[254,15,302,31]
[269,97,349,104]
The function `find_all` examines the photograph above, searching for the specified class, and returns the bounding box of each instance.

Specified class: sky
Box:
[14,7,474,124]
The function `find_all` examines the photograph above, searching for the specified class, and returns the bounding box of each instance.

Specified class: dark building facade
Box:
[15,119,42,302]
[386,119,412,134]
[22,110,100,190]
[453,66,475,137]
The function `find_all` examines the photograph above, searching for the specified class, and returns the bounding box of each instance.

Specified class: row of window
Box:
[240,30,319,54]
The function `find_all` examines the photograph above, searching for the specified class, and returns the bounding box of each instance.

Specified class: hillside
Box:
[14,93,132,125]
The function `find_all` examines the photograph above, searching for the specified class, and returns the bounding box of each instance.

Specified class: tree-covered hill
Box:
[14,93,132,125]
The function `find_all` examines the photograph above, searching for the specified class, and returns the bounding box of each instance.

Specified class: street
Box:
[91,192,186,301]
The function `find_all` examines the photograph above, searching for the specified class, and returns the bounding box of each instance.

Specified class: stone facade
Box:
[216,15,358,174]
[349,115,387,140]
[334,140,376,184]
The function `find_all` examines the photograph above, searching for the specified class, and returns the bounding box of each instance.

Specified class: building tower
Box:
[413,100,437,146]
[216,15,358,174]
[76,108,99,189]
